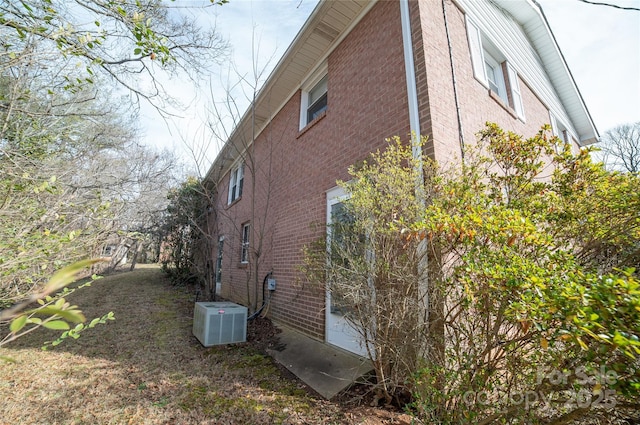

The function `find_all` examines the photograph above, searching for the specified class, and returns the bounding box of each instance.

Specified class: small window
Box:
[467,17,525,120]
[227,163,244,204]
[300,72,327,129]
[550,113,574,151]
[307,76,327,123]
[483,50,507,101]
[240,223,250,264]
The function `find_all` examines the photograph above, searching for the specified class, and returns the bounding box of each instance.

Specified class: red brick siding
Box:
[413,0,557,167]
[212,1,410,341]
[212,0,566,342]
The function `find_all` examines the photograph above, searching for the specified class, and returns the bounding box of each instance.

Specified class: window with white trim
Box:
[483,49,508,102]
[227,162,244,204]
[240,223,250,264]
[300,69,328,129]
[467,17,526,120]
[506,63,525,119]
[550,113,575,151]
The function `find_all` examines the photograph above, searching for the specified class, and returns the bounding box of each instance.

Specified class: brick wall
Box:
[212,1,410,341]
[413,0,558,167]
[211,0,571,343]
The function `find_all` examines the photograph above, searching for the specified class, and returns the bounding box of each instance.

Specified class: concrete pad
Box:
[267,324,373,399]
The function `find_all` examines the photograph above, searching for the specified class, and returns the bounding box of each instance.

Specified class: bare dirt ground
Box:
[0,265,410,425]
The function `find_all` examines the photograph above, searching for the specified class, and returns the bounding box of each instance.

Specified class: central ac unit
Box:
[193,302,247,347]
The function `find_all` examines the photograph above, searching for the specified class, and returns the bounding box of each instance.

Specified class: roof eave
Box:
[497,0,599,145]
[205,0,374,183]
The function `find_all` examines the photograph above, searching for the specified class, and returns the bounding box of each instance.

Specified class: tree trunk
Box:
[108,239,131,272]
[129,240,144,271]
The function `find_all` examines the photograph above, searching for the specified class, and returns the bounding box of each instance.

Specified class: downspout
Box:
[399,0,429,356]
[442,0,466,160]
[400,0,422,154]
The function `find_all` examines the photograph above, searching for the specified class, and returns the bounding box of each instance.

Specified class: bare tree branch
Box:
[598,122,640,173]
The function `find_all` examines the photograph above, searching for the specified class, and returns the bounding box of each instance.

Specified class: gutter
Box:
[400,0,430,356]
[400,0,422,151]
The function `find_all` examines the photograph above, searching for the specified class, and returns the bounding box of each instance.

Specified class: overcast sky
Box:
[140,0,640,173]
[537,0,640,132]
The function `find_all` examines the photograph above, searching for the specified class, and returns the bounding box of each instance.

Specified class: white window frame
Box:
[326,187,350,315]
[240,222,250,264]
[466,16,525,120]
[507,63,526,120]
[227,162,244,204]
[483,50,508,102]
[299,64,328,130]
[550,113,574,146]
[550,113,559,138]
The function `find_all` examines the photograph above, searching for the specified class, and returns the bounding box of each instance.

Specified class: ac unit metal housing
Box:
[193,302,247,347]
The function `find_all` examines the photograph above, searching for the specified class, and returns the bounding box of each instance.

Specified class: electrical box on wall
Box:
[267,278,276,291]
[192,302,247,347]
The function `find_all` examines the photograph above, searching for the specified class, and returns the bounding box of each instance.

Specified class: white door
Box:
[325,186,367,357]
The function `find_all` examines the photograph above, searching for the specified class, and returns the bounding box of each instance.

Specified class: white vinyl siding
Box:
[466,16,525,119]
[460,0,576,135]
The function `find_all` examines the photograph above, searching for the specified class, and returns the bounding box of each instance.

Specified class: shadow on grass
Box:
[1,266,343,425]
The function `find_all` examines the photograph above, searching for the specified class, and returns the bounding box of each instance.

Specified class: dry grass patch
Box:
[0,266,354,424]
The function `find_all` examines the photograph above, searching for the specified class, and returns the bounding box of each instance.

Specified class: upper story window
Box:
[307,76,328,123]
[483,49,507,101]
[550,113,576,150]
[300,65,328,129]
[227,162,244,204]
[466,17,526,121]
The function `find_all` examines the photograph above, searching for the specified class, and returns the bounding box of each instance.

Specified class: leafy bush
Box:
[414,123,639,423]
[161,177,213,293]
[302,137,431,404]
[304,124,639,423]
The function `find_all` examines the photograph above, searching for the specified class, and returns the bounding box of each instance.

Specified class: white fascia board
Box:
[206,1,378,184]
[496,0,599,145]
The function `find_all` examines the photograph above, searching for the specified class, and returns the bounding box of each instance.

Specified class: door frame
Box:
[325,186,367,356]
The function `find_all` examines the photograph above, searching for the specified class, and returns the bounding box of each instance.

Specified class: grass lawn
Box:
[1,265,402,424]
